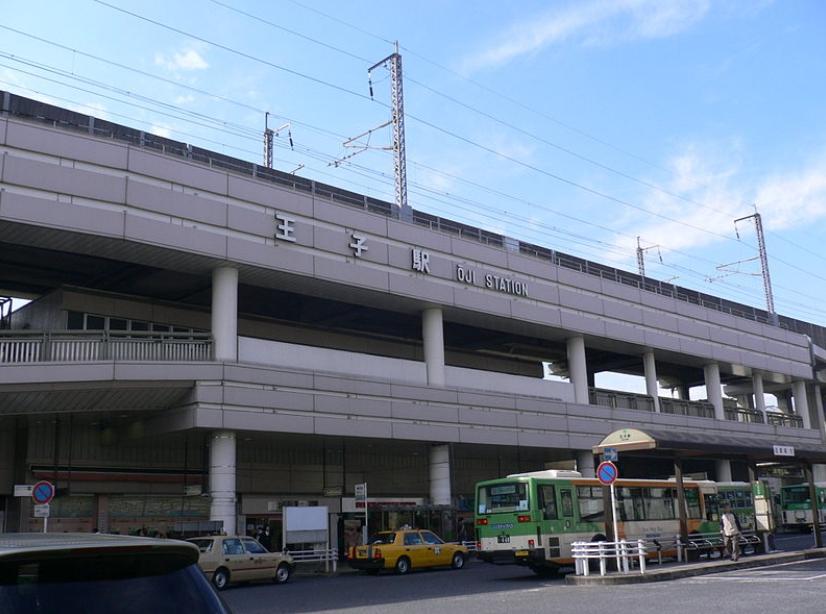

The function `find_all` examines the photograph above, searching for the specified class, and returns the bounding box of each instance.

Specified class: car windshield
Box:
[367,533,397,545]
[0,555,229,614]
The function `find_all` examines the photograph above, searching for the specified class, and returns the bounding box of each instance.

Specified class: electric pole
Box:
[263,113,293,170]
[735,208,778,326]
[636,236,662,278]
[332,42,411,220]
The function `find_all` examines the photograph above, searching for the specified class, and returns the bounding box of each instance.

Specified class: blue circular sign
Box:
[597,461,618,486]
[32,481,55,505]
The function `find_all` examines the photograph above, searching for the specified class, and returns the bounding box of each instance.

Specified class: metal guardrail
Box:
[0,330,213,363]
[287,548,338,573]
[766,413,804,428]
[660,397,715,419]
[574,532,763,577]
[573,539,648,576]
[5,90,826,348]
[589,388,654,412]
[725,407,766,424]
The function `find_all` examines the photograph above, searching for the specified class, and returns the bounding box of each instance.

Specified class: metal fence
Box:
[287,548,339,573]
[0,330,213,363]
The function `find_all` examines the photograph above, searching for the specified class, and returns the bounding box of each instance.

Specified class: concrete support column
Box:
[429,444,451,506]
[813,384,826,438]
[576,450,595,478]
[422,308,446,387]
[704,363,725,420]
[753,372,767,419]
[210,430,237,535]
[567,336,589,405]
[814,465,826,483]
[211,267,239,362]
[715,460,733,482]
[792,380,812,429]
[642,351,660,412]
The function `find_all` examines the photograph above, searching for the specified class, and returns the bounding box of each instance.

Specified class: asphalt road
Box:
[223,555,826,614]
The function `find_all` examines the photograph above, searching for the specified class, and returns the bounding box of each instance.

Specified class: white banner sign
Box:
[773,445,795,457]
[14,485,33,497]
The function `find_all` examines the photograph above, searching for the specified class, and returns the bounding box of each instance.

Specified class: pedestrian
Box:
[260,526,272,551]
[720,502,742,561]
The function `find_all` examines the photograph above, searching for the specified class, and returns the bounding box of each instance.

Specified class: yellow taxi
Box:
[349,529,468,575]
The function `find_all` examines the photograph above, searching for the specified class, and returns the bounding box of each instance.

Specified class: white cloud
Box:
[174,94,195,105]
[154,45,209,72]
[613,144,826,258]
[149,124,172,138]
[460,0,710,73]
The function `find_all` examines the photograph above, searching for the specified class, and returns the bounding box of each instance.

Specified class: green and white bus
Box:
[475,470,755,574]
[780,483,826,529]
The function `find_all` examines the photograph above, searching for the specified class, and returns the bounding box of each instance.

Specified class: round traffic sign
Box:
[597,461,618,486]
[32,480,55,505]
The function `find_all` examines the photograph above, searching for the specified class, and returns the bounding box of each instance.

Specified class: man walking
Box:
[720,502,743,561]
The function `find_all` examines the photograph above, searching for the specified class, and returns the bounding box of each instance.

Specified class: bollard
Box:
[599,541,607,576]
[676,535,683,563]
[638,539,646,574]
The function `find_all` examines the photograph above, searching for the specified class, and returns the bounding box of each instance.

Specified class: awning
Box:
[592,427,826,464]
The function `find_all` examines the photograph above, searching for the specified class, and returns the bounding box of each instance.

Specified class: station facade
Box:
[2,92,826,549]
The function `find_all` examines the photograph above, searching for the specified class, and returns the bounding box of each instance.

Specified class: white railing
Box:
[575,531,764,577]
[0,330,213,364]
[287,548,338,573]
[573,539,648,577]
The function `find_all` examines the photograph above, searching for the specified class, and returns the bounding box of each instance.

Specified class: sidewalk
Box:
[565,548,826,585]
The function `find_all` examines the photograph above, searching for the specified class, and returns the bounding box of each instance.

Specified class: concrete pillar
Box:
[212,267,239,362]
[422,308,446,387]
[210,430,237,535]
[643,351,660,412]
[576,450,595,478]
[792,380,812,429]
[704,363,725,420]
[813,384,826,438]
[567,336,589,405]
[715,460,732,482]
[753,372,767,419]
[429,444,451,506]
[814,465,826,483]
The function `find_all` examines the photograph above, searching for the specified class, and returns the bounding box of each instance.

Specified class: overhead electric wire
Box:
[5,27,826,321]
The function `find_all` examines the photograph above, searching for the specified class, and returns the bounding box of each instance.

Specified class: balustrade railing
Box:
[724,407,766,424]
[766,412,804,428]
[660,397,715,419]
[0,330,213,363]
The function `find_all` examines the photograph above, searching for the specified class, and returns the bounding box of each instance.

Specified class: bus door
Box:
[559,488,575,531]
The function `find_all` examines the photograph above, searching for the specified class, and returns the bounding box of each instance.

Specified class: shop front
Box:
[240,495,341,552]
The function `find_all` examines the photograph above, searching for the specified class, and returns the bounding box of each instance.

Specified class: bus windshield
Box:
[477,482,529,514]
[784,487,810,504]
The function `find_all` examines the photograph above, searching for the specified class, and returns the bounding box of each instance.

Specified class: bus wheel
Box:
[530,565,558,578]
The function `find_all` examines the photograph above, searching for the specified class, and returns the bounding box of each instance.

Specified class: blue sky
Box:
[2,0,826,331]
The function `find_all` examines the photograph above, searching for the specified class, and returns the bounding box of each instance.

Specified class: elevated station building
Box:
[2,92,826,547]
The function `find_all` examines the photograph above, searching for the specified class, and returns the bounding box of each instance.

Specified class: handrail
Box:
[286,548,338,573]
[0,329,213,363]
[572,539,647,576]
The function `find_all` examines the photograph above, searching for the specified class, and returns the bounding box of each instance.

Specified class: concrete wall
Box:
[0,117,814,383]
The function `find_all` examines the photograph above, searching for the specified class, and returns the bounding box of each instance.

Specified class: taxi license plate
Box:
[514,550,529,558]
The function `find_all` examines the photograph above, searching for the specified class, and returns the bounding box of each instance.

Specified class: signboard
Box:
[283,506,329,546]
[773,445,795,457]
[354,483,367,501]
[14,485,33,498]
[33,504,50,518]
[31,481,55,505]
[602,447,618,462]
[597,461,618,486]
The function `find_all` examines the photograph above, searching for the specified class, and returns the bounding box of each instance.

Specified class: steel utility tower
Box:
[735,209,778,326]
[375,42,410,221]
[263,113,293,170]
[636,236,662,278]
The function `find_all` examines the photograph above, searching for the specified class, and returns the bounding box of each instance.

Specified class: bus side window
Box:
[561,489,574,518]
[538,485,558,520]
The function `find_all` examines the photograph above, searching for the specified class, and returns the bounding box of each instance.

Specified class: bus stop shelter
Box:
[592,427,826,548]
